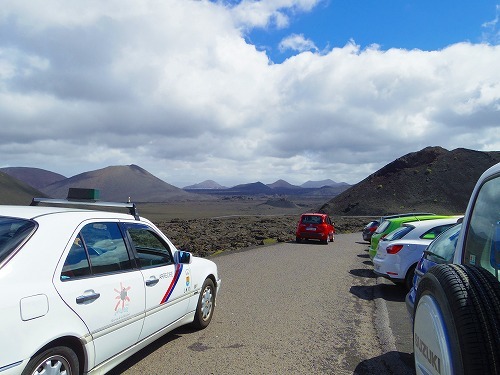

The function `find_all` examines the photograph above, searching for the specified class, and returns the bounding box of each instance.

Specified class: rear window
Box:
[375,220,391,234]
[301,215,322,224]
[0,217,36,264]
[385,225,414,241]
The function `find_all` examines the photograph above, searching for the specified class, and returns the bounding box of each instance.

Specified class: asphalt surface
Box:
[110,232,416,375]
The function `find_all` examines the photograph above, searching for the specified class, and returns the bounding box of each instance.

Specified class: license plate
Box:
[306,227,316,231]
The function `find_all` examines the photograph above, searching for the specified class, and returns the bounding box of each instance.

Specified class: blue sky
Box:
[241,1,499,62]
[0,0,499,188]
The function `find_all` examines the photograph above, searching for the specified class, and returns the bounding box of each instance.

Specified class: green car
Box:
[369,214,451,259]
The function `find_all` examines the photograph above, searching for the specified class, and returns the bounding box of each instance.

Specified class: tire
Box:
[295,237,301,243]
[22,346,79,375]
[413,264,500,375]
[192,278,215,329]
[404,264,416,291]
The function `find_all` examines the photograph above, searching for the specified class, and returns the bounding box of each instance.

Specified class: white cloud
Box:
[228,0,322,29]
[0,0,499,188]
[482,4,500,44]
[279,33,318,52]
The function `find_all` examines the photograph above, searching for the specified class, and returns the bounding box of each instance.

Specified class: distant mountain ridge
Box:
[3,146,494,212]
[0,167,66,190]
[41,165,201,202]
[183,180,228,189]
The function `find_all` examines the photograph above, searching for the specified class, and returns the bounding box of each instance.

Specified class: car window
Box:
[375,220,390,234]
[0,217,36,264]
[426,223,462,263]
[61,222,132,280]
[302,215,322,224]
[385,225,414,241]
[420,224,454,240]
[463,174,500,279]
[61,233,91,280]
[125,224,173,268]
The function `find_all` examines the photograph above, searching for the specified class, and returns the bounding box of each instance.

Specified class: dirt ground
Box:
[137,198,373,257]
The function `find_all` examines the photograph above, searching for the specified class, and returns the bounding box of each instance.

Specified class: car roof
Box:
[402,216,463,229]
[386,215,448,224]
[0,205,138,221]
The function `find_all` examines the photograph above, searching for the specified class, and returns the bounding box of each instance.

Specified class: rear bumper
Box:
[296,231,328,240]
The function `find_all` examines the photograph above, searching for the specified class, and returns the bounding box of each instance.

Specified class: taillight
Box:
[387,244,404,254]
[370,226,377,233]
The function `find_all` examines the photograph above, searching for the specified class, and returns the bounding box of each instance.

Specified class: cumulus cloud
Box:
[279,33,318,52]
[227,0,321,29]
[0,0,499,188]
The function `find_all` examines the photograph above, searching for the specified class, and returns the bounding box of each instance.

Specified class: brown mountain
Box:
[320,147,500,216]
[41,164,199,202]
[0,171,48,205]
[1,167,66,190]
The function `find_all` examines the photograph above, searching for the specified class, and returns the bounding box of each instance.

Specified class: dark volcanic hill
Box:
[1,167,66,190]
[42,165,199,202]
[0,171,48,205]
[320,147,500,216]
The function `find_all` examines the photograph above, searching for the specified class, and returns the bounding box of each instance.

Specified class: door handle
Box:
[76,290,101,304]
[146,277,159,287]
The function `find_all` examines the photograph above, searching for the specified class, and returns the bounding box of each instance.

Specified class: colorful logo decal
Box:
[161,264,183,304]
[114,282,131,311]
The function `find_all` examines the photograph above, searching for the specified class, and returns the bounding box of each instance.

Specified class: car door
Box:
[54,221,146,367]
[123,222,190,341]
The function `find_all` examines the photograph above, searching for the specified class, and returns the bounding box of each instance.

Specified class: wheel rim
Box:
[32,355,72,375]
[414,294,453,375]
[200,285,214,321]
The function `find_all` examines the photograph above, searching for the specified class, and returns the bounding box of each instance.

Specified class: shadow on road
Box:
[354,351,416,375]
[350,283,407,303]
[350,268,377,278]
[107,327,193,374]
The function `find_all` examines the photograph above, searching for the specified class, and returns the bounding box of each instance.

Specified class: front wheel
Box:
[192,278,215,329]
[22,346,79,375]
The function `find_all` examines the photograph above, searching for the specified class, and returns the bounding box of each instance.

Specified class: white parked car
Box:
[0,193,221,375]
[373,217,462,289]
[413,162,500,375]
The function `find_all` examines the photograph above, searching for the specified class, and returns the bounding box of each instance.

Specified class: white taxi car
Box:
[0,193,221,375]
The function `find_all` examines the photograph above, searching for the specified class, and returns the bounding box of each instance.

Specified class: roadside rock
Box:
[155,215,368,258]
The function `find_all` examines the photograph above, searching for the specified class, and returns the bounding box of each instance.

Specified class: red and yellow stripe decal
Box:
[161,263,183,304]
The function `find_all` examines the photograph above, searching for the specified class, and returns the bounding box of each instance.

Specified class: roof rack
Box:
[30,188,140,220]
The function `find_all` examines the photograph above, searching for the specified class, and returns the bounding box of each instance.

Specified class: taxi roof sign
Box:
[67,188,100,200]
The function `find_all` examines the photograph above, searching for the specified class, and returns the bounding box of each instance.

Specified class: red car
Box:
[295,213,335,244]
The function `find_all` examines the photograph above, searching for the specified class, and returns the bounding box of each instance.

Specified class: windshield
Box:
[425,223,462,263]
[0,217,37,264]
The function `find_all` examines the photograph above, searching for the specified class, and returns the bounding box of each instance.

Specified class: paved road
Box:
[110,233,416,375]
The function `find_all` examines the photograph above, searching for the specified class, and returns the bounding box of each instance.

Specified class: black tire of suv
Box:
[413,264,500,375]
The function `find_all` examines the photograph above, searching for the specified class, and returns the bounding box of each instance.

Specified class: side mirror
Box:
[177,250,192,264]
